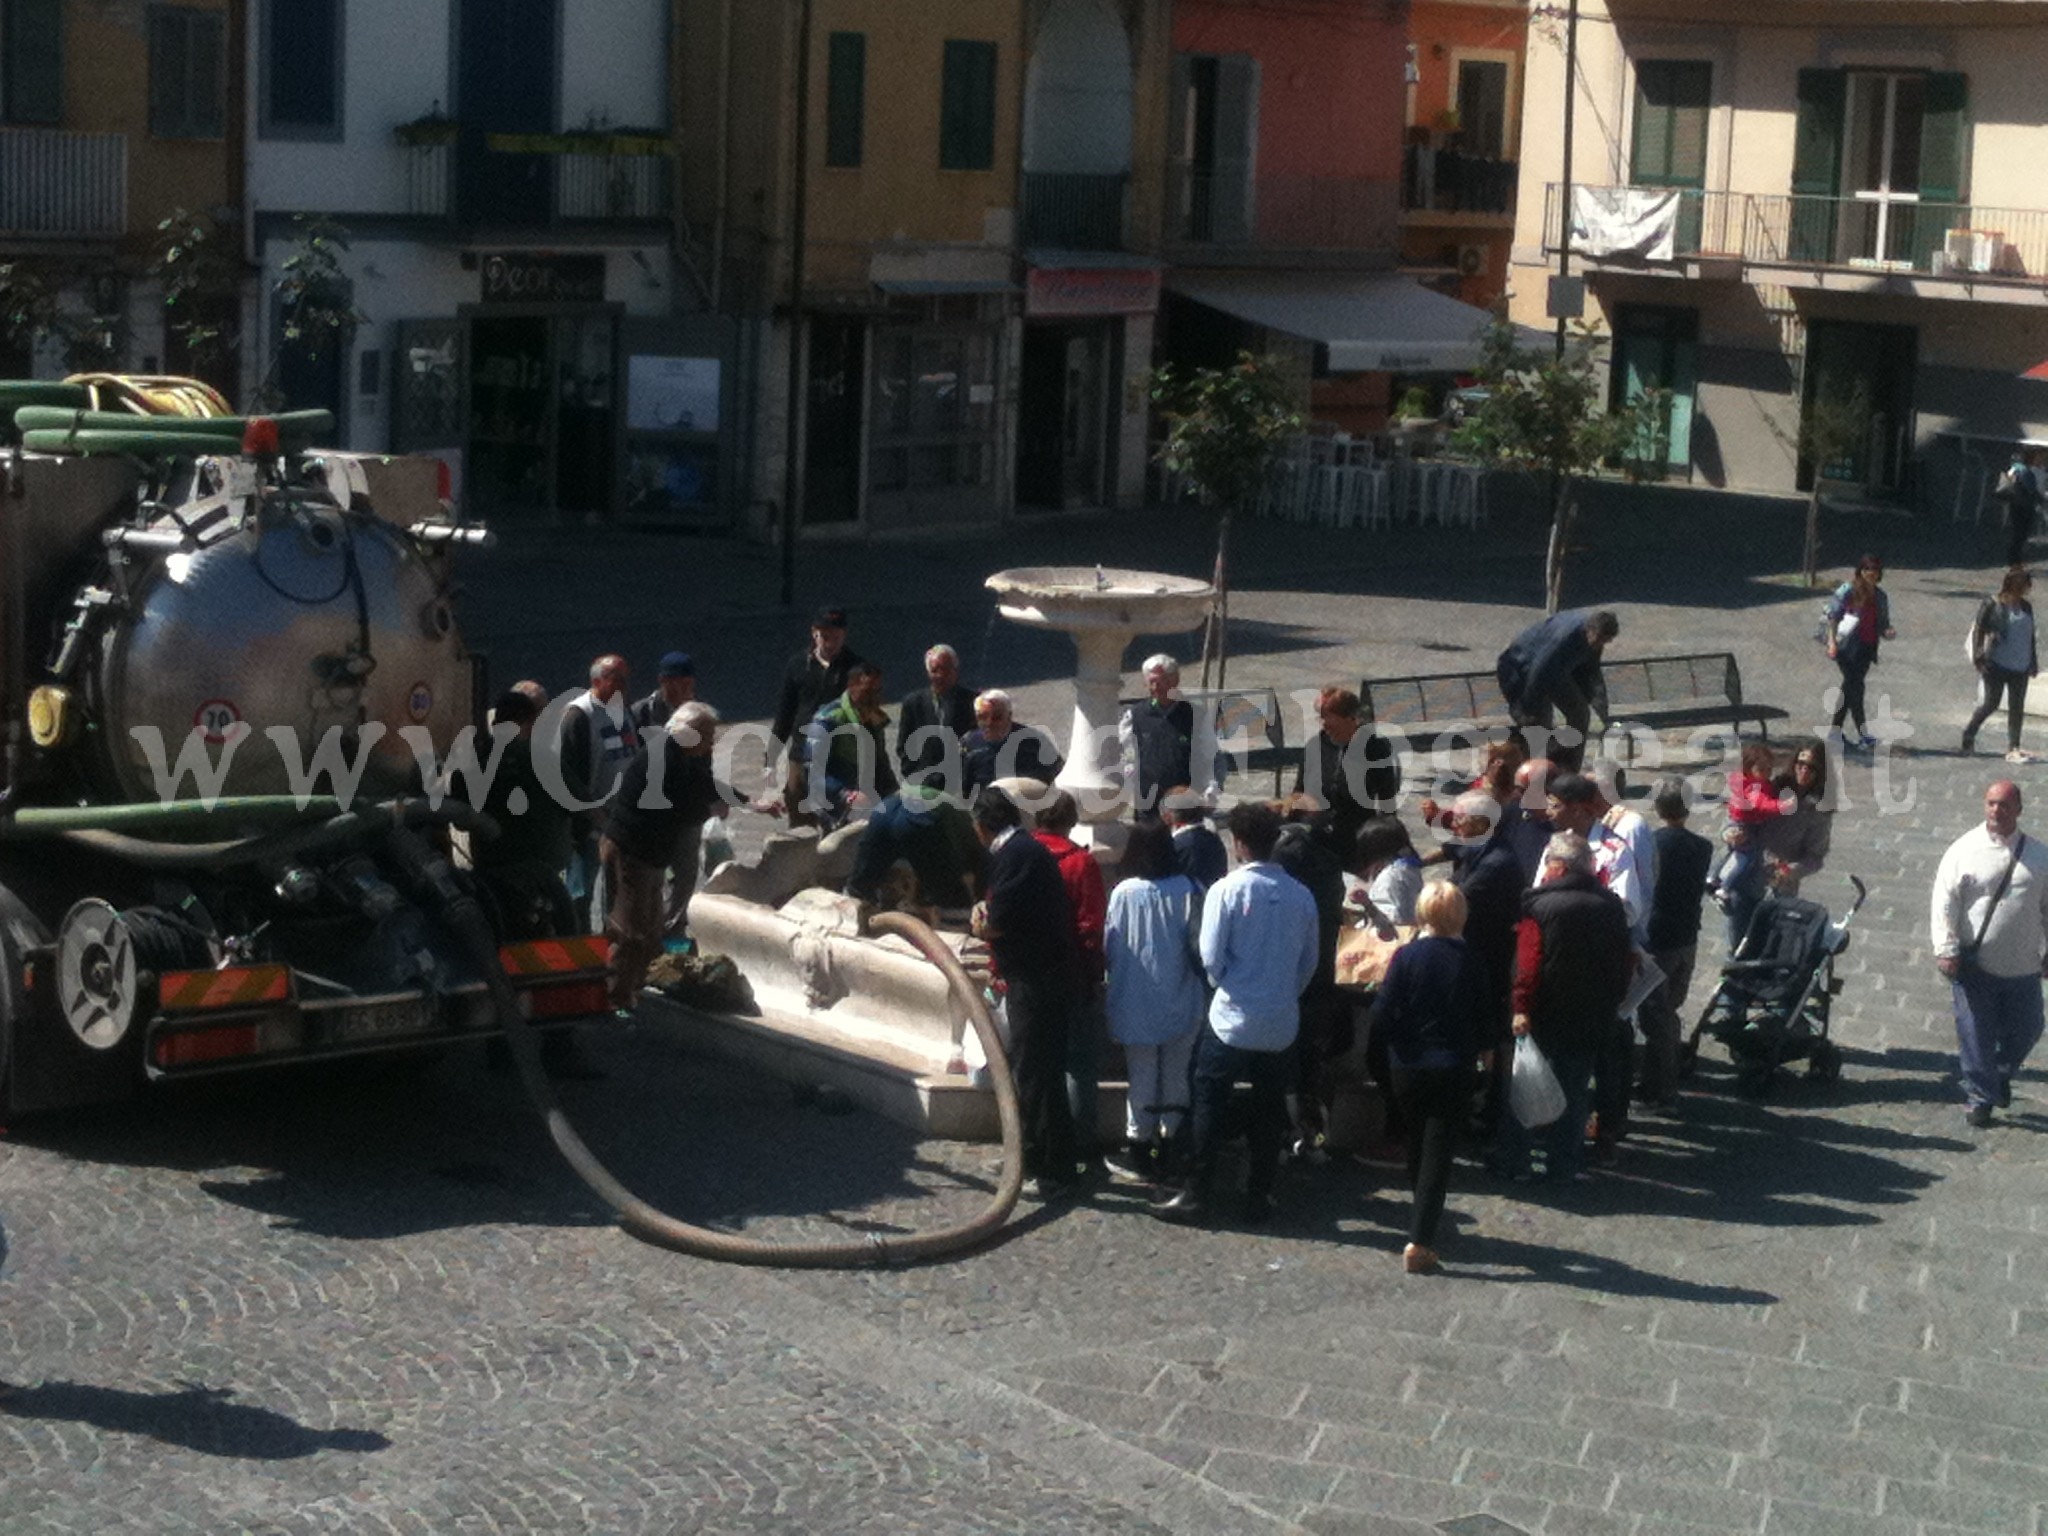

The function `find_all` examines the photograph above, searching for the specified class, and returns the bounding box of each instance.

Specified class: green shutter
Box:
[1632,61,1709,252]
[1909,71,1968,269]
[3,0,64,125]
[149,8,185,136]
[825,31,864,168]
[192,11,223,137]
[1788,68,1845,262]
[940,39,997,171]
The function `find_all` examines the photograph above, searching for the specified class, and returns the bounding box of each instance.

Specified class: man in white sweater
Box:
[1931,780,2048,1127]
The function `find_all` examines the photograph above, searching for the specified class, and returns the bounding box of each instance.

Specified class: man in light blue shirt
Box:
[1158,801,1319,1225]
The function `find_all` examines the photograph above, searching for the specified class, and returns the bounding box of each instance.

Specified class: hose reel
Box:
[56,899,144,1051]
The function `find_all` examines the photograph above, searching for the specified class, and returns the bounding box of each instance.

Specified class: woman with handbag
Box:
[1824,554,1896,751]
[1963,567,2039,764]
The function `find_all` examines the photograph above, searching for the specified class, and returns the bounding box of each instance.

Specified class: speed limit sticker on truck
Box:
[194,698,242,744]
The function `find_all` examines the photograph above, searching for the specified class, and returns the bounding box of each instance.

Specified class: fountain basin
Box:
[985,566,1215,634]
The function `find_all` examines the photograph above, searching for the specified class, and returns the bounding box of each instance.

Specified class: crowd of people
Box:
[463,554,2048,1271]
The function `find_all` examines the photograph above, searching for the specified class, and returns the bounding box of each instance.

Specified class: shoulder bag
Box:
[1957,834,2026,977]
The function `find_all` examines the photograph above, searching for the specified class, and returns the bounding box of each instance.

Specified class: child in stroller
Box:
[1681,876,1868,1097]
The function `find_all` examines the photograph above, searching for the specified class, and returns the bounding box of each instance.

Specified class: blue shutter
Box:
[3,0,64,125]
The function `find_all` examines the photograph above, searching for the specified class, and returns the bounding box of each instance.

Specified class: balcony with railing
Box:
[1020,172,1128,250]
[556,150,670,220]
[1169,165,1400,255]
[1402,146,1517,219]
[1541,182,2048,288]
[0,129,127,242]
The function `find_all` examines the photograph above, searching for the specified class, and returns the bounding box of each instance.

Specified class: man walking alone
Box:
[1931,780,2048,1127]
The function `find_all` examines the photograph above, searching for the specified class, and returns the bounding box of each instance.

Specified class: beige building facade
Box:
[1509,0,2048,515]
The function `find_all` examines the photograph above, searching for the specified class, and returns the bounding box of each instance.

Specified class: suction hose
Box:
[381,824,1025,1267]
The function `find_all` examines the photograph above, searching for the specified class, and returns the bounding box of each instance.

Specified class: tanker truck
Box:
[0,378,610,1119]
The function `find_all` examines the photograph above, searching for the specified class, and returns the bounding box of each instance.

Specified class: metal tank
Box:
[90,505,473,803]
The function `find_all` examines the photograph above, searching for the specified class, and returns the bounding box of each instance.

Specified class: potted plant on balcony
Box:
[394,105,459,148]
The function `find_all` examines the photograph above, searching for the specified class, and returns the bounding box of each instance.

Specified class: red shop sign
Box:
[1025,267,1162,318]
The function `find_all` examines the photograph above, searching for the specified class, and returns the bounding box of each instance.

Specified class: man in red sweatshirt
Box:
[1034,791,1108,1172]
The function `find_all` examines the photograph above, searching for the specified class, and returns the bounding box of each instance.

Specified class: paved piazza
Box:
[8,491,2048,1534]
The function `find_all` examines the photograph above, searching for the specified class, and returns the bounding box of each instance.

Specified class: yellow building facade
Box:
[678,0,1174,535]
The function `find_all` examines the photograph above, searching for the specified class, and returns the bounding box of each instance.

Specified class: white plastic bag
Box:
[1510,1035,1567,1129]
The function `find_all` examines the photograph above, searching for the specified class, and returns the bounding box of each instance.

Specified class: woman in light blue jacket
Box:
[1103,817,1206,1180]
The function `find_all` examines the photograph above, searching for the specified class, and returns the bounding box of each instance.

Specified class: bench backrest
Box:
[1601,652,1742,710]
[1358,669,1513,730]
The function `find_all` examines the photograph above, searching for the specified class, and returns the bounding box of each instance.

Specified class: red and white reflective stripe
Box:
[498,937,610,977]
[158,965,292,1012]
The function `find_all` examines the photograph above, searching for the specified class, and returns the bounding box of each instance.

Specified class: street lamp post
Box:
[1553,0,1580,362]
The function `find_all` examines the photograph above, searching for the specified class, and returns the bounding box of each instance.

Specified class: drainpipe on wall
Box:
[711,0,733,311]
[779,0,814,604]
[1553,0,1579,362]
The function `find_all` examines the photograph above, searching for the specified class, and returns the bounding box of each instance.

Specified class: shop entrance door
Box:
[463,306,620,520]
[1801,319,1916,493]
[1018,322,1109,510]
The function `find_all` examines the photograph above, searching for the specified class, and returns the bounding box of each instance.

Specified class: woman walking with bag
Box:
[1963,568,2039,764]
[1825,554,1896,751]
[1367,882,1487,1273]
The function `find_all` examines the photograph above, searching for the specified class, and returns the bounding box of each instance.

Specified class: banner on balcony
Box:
[1570,187,1680,261]
[1025,268,1162,319]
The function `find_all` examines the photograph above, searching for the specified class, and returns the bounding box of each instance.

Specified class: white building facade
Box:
[244,0,707,524]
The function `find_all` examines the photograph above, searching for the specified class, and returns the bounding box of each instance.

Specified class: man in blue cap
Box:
[633,650,696,733]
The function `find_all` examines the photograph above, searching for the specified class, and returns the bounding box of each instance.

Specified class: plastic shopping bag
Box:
[1510,1035,1567,1129]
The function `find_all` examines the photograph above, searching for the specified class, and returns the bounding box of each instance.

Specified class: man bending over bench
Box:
[1496,609,1619,771]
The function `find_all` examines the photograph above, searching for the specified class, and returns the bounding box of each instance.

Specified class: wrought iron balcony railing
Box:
[1170,165,1400,252]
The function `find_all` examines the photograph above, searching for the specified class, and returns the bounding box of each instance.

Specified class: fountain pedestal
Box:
[984,566,1216,831]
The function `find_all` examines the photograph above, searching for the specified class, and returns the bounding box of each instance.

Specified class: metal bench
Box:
[1360,651,1785,756]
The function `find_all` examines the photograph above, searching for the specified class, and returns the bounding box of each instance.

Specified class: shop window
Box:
[940,39,997,171]
[149,5,225,139]
[260,0,343,140]
[826,31,865,168]
[2,0,62,125]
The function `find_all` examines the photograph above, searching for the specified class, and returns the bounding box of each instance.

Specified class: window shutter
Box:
[191,11,223,137]
[265,0,340,132]
[825,31,864,168]
[1631,61,1708,187]
[3,0,64,125]
[149,8,185,136]
[940,39,997,171]
[1918,72,1966,202]
[1211,53,1259,244]
[1788,68,1845,261]
[1909,71,1967,270]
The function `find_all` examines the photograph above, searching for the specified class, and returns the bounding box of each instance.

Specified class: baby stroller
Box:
[1679,876,1868,1097]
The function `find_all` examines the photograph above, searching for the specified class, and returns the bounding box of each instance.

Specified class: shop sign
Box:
[1025,267,1161,319]
[480,252,607,305]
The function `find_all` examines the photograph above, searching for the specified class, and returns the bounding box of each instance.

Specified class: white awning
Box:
[1167,271,1498,373]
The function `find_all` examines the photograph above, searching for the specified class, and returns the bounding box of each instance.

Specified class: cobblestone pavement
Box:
[8,492,2048,1533]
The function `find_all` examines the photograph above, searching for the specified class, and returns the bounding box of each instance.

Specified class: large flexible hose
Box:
[381,824,1024,1266]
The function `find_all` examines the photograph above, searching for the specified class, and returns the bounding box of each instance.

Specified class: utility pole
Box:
[778,0,814,609]
[1553,0,1580,361]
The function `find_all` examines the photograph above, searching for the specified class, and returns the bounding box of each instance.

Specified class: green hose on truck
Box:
[1,797,1023,1267]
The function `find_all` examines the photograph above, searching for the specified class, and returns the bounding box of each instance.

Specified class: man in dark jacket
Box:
[600,703,729,1010]
[895,643,977,791]
[1496,609,1618,771]
[971,786,1081,1199]
[962,690,1063,794]
[770,606,864,826]
[1120,655,1198,816]
[1295,686,1401,853]
[1447,789,1525,1131]
[1272,805,1349,1158]
[1495,830,1633,1181]
[1640,778,1714,1106]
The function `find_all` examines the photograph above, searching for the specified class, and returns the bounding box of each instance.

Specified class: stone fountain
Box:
[640,564,1215,1141]
[983,565,1217,828]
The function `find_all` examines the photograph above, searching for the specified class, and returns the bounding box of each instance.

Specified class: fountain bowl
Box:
[985,566,1215,634]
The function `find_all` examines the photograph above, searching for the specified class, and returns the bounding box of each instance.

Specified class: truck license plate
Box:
[331,998,437,1044]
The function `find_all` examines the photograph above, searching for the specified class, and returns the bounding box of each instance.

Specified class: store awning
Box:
[1166,271,1498,374]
